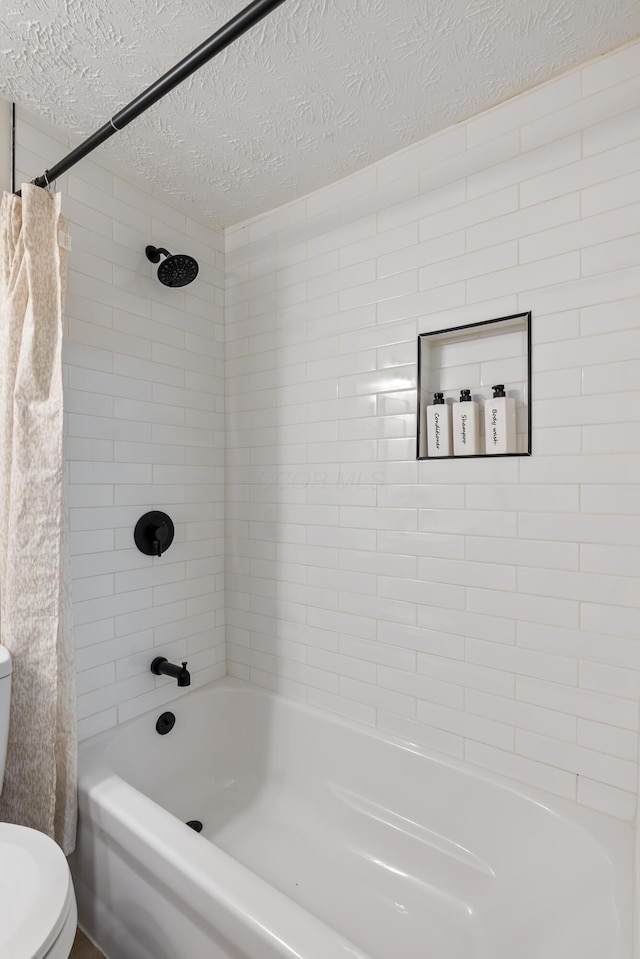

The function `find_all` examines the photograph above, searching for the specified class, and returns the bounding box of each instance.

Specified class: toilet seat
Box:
[0,823,76,959]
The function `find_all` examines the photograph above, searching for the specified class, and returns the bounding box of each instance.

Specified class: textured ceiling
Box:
[2,0,639,224]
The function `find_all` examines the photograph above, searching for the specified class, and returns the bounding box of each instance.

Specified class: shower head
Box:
[145,245,199,288]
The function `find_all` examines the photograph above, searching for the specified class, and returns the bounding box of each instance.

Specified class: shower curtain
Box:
[0,184,76,854]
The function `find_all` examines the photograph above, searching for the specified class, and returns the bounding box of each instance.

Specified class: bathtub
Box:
[70,677,633,959]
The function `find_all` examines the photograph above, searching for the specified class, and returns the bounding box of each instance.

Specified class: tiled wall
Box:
[14,109,226,739]
[225,39,640,820]
[7,38,640,817]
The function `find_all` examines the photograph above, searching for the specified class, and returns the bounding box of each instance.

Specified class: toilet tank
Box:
[0,646,11,794]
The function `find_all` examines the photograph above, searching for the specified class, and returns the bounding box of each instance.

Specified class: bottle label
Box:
[461,412,468,446]
[434,410,441,449]
[491,407,498,447]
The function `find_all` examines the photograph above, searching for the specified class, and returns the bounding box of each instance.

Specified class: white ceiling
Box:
[2,0,639,225]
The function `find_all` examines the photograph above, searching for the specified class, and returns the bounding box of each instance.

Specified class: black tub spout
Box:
[151,657,191,687]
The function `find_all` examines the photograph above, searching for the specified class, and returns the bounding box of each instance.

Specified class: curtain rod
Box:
[16,0,288,196]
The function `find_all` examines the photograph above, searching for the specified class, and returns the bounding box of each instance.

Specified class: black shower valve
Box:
[134,511,175,557]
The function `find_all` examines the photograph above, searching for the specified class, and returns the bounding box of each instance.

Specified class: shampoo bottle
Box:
[484,384,516,454]
[452,389,479,456]
[426,392,452,457]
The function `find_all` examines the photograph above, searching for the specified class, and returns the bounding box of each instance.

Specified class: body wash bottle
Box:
[452,389,479,456]
[484,384,516,454]
[426,392,452,457]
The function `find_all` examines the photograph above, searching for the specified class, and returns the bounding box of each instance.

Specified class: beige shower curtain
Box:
[0,184,76,854]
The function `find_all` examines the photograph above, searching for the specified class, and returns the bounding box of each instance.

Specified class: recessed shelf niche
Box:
[417,312,531,460]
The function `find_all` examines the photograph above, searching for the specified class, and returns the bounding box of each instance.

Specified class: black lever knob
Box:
[154,523,169,556]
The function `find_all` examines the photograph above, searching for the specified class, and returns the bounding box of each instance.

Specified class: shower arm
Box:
[15,0,288,196]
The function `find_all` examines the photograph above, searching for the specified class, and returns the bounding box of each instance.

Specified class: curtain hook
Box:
[27,170,53,191]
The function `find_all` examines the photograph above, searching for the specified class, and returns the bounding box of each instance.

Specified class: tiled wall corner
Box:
[14,108,226,740]
[225,39,640,821]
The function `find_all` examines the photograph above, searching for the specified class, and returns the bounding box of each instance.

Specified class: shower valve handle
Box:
[153,522,169,556]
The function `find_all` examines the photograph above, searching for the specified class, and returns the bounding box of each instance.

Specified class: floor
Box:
[70,929,106,959]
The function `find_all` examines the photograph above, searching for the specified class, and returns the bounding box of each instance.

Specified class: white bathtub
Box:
[71,677,633,959]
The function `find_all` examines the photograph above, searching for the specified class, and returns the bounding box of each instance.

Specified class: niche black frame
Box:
[416,311,532,460]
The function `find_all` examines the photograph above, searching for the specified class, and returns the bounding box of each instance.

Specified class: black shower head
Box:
[145,245,199,288]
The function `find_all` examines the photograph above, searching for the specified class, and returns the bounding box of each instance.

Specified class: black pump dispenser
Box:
[492,384,506,398]
[460,389,472,402]
[433,392,445,405]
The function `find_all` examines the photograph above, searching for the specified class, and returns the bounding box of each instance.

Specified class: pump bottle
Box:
[426,392,452,457]
[484,384,516,454]
[452,389,479,455]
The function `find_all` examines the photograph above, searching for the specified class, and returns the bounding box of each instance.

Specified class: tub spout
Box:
[151,657,191,687]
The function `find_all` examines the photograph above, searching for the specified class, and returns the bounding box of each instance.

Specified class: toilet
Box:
[0,645,78,958]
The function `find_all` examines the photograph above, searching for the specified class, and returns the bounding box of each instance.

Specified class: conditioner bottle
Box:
[426,392,452,457]
[452,389,479,456]
[484,384,516,454]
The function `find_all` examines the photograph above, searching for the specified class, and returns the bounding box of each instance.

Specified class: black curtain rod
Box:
[16,0,287,195]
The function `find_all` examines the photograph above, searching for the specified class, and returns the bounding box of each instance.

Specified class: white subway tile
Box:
[377,125,466,186]
[467,72,581,146]
[521,140,639,207]
[341,676,415,718]
[378,179,465,233]
[466,689,576,742]
[307,167,377,218]
[466,536,579,571]
[422,187,518,244]
[516,730,636,792]
[466,637,577,684]
[417,653,513,698]
[518,566,640,609]
[520,202,638,263]
[469,135,581,199]
[421,133,521,197]
[583,106,640,157]
[419,242,517,291]
[417,699,513,750]
[521,75,640,151]
[582,43,640,95]
[309,215,377,260]
[517,623,640,669]
[307,688,375,726]
[465,741,577,800]
[581,543,640,577]
[339,271,418,311]
[516,676,639,730]
[468,194,580,253]
[378,231,465,279]
[77,708,118,742]
[582,169,640,217]
[468,251,580,302]
[340,223,417,268]
[576,777,636,820]
[467,587,578,628]
[419,509,517,538]
[582,233,640,276]
[378,664,463,709]
[579,660,640,700]
[577,719,637,761]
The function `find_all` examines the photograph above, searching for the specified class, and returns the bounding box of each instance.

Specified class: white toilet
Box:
[0,645,78,958]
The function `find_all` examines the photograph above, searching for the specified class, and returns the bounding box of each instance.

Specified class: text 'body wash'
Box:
[484,384,516,454]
